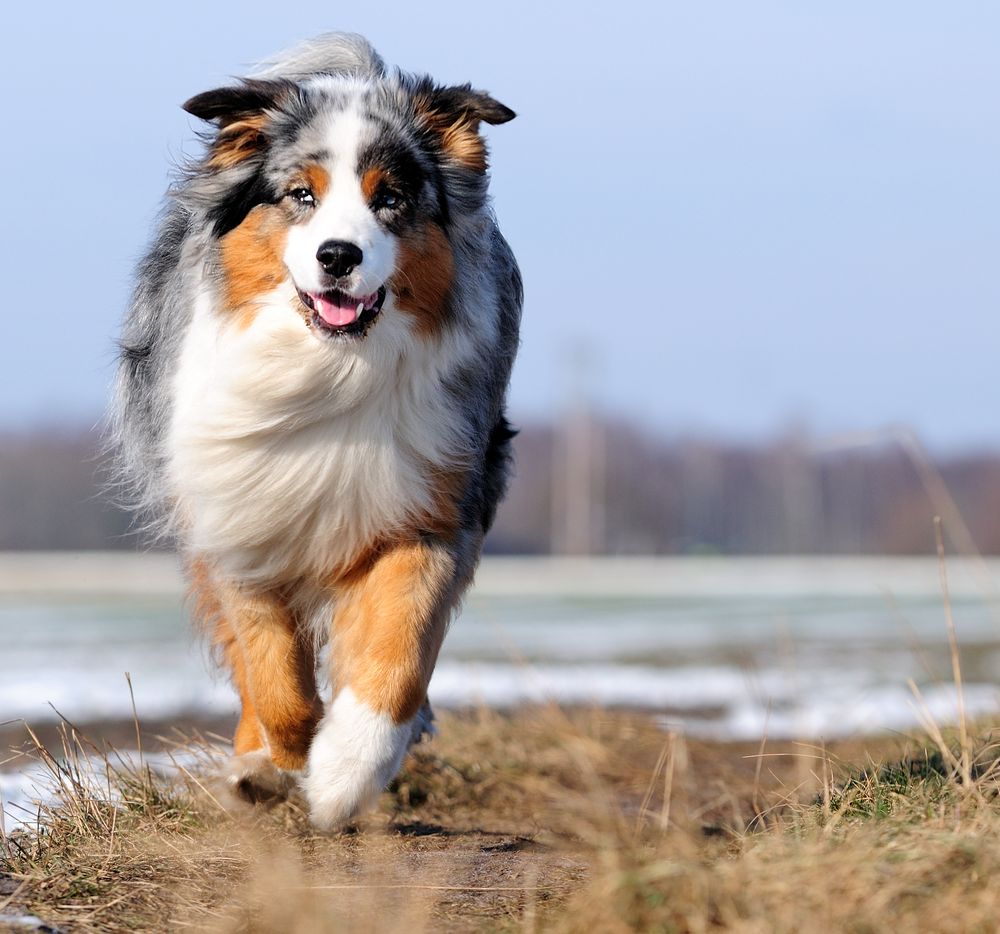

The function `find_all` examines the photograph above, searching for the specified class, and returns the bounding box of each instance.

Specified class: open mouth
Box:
[297,286,386,338]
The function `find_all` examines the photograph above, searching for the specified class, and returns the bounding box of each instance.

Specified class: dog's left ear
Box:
[183,79,294,170]
[414,82,515,173]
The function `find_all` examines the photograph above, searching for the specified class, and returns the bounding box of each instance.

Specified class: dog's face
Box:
[183,76,513,341]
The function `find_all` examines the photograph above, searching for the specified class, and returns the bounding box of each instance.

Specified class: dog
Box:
[111,33,521,829]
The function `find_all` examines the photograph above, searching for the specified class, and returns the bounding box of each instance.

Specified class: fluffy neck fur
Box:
[166,268,479,587]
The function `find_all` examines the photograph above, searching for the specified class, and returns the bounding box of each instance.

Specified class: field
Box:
[4,707,1000,933]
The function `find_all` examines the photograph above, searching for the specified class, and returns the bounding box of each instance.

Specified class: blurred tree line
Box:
[1,421,999,554]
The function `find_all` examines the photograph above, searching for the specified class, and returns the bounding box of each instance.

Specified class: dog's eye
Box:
[288,188,315,205]
[372,188,403,211]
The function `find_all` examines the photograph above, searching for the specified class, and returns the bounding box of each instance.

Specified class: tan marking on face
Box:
[360,166,388,202]
[209,116,269,170]
[391,223,455,336]
[301,163,331,200]
[219,204,291,328]
[331,540,458,723]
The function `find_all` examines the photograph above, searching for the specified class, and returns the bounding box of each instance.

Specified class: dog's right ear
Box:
[183,79,294,169]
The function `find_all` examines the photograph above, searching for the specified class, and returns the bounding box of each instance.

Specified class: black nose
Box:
[316,240,363,278]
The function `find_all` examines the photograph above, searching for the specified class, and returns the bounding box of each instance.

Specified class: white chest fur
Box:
[167,283,471,586]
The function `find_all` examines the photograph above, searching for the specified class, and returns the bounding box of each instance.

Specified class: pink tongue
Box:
[313,293,360,327]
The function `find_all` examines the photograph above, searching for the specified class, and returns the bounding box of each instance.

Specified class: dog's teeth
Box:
[357,303,364,315]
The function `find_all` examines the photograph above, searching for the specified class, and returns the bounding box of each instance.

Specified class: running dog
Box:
[112,33,521,829]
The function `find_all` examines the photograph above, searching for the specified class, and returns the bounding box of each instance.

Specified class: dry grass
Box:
[4,708,1000,933]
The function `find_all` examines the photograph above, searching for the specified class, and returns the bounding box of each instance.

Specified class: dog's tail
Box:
[250,32,385,81]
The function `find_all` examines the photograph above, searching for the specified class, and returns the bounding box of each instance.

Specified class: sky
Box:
[2,2,998,450]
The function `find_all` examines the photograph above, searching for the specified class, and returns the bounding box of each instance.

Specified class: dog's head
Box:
[182,72,514,340]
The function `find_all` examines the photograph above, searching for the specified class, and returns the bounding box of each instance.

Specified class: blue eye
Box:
[374,189,402,211]
[288,188,315,205]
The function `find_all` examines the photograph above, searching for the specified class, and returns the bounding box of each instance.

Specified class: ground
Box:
[3,708,1000,932]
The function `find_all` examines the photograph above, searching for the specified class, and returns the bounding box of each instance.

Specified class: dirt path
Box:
[1,709,908,931]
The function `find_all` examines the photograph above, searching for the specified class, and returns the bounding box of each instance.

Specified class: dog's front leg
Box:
[304,537,462,830]
[214,585,322,801]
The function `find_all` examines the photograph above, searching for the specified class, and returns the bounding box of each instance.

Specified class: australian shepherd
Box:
[111,33,521,829]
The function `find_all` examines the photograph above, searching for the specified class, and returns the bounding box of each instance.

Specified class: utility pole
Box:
[551,345,605,555]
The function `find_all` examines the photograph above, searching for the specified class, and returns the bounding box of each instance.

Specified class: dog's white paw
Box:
[303,688,413,831]
[221,749,297,806]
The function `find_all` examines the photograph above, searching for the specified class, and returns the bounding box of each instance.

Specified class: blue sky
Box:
[3,2,998,449]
